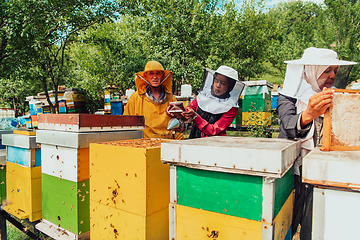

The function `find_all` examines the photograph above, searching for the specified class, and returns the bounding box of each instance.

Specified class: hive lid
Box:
[36,130,143,148]
[303,147,360,190]
[2,134,39,149]
[161,136,301,178]
[38,114,144,132]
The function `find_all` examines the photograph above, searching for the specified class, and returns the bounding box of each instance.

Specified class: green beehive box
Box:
[41,173,90,235]
[243,80,273,100]
[176,166,293,221]
[161,137,300,239]
[243,98,271,113]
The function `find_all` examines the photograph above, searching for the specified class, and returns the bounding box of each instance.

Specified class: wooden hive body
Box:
[4,162,42,222]
[303,148,360,240]
[322,89,360,151]
[162,136,300,240]
[42,173,89,235]
[36,128,143,239]
[89,139,171,239]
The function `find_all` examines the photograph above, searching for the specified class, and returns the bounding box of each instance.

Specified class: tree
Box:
[318,0,360,85]
[267,0,321,75]
[1,0,141,112]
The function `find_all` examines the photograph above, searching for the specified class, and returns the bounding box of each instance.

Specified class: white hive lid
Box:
[161,136,300,178]
[303,147,360,190]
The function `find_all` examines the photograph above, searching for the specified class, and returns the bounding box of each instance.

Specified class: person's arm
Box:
[193,107,238,136]
[277,94,311,139]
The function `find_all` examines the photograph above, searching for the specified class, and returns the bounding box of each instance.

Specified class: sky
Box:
[234,0,325,8]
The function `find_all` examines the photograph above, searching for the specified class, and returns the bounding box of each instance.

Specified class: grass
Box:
[5,220,51,240]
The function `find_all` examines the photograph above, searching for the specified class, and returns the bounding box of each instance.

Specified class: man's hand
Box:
[300,87,334,127]
[165,106,175,118]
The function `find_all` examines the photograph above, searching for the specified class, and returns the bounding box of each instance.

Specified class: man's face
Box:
[145,70,164,87]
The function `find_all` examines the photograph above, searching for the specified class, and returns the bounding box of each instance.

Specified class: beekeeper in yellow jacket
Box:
[124,61,184,140]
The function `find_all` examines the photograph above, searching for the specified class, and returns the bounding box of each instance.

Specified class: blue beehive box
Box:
[111,101,123,115]
[271,93,278,110]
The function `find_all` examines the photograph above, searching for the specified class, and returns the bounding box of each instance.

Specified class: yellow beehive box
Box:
[172,192,292,240]
[90,200,168,240]
[90,139,170,217]
[4,162,42,222]
[242,111,271,126]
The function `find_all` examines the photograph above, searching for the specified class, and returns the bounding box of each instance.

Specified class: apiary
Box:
[321,89,360,151]
[89,138,171,240]
[302,148,360,239]
[35,114,144,239]
[161,136,300,240]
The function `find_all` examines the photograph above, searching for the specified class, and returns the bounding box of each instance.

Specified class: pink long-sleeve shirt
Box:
[188,97,238,138]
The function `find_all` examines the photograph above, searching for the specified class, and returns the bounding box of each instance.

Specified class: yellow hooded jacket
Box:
[124,61,184,140]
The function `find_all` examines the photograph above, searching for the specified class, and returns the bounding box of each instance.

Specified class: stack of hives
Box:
[2,130,42,222]
[242,80,273,126]
[35,114,144,239]
[64,89,87,113]
[89,138,171,239]
[161,136,300,240]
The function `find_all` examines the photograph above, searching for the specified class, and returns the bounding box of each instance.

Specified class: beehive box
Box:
[161,137,300,240]
[302,148,360,240]
[321,89,360,151]
[41,173,89,236]
[38,114,144,132]
[4,162,42,222]
[243,98,271,112]
[89,138,171,239]
[303,147,360,189]
[243,80,273,100]
[242,111,271,126]
[36,129,143,238]
[2,133,41,167]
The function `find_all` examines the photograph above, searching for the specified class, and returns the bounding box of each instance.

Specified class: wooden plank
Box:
[38,114,144,131]
[42,173,89,235]
[90,201,168,240]
[13,130,36,136]
[321,90,360,151]
[175,204,262,240]
[35,219,90,240]
[176,166,263,221]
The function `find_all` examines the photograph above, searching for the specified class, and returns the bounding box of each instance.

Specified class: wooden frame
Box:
[321,89,360,151]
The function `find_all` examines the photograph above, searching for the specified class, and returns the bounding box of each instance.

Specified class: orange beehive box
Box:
[321,89,360,151]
